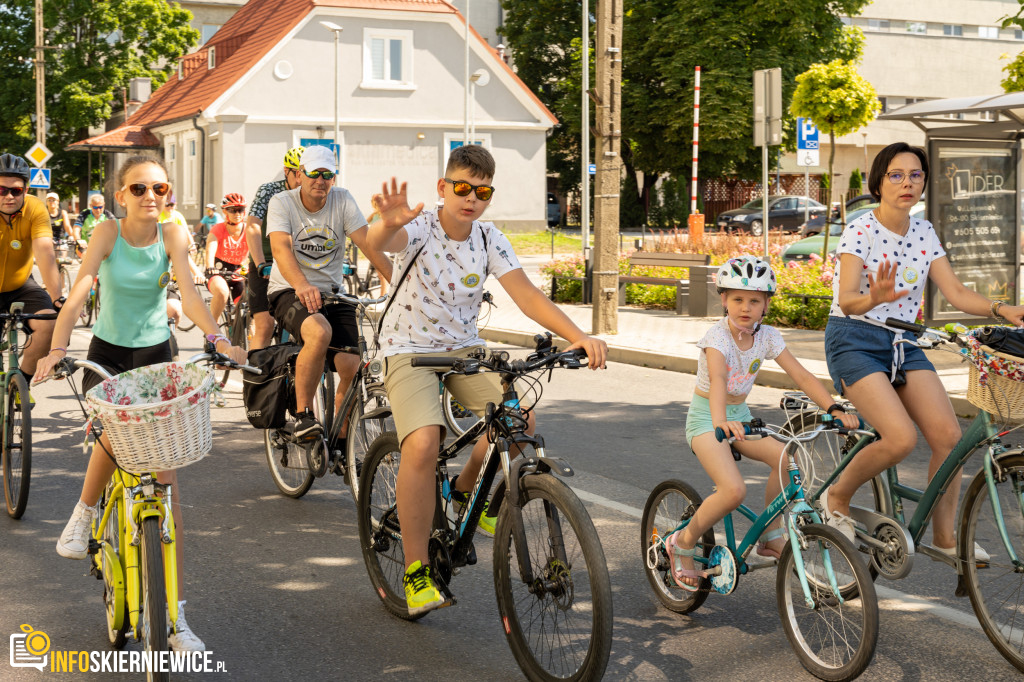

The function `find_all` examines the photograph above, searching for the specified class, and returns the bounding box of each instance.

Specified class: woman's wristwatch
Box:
[826,403,847,417]
[991,300,1005,319]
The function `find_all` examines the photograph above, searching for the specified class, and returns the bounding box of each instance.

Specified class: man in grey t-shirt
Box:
[266,145,390,442]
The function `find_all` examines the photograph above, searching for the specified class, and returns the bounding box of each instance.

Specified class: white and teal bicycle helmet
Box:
[716,256,777,295]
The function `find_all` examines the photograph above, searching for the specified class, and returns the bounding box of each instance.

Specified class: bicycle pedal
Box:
[87,539,101,556]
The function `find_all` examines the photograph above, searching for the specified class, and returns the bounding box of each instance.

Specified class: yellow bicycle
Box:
[46,347,256,679]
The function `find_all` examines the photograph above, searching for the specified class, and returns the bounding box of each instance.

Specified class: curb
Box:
[480,326,979,418]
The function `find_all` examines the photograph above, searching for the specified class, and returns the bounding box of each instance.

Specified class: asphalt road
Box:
[2,321,1022,681]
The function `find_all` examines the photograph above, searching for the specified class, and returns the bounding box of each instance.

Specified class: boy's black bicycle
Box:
[357,334,612,682]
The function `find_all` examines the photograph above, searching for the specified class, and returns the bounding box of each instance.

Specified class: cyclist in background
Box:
[245,146,303,351]
[46,192,71,241]
[0,152,63,384]
[72,193,115,243]
[206,193,249,323]
[159,195,189,230]
[195,203,219,244]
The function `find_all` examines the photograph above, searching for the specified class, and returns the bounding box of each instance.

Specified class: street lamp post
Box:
[320,21,344,178]
[469,69,489,142]
[463,0,470,145]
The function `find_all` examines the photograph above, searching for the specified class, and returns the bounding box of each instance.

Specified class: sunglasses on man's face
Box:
[123,182,171,198]
[0,186,26,198]
[90,205,104,210]
[303,169,336,180]
[444,178,494,201]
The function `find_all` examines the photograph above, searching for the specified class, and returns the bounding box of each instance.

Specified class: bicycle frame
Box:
[94,471,180,634]
[810,409,1019,566]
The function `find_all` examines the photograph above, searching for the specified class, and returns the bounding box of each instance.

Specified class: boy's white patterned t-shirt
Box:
[828,210,945,325]
[381,210,521,357]
[695,317,786,397]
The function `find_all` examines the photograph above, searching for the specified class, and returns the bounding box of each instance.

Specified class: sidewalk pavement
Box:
[479,254,978,417]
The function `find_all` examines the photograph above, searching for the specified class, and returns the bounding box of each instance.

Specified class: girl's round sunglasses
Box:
[122,182,171,197]
[444,178,494,201]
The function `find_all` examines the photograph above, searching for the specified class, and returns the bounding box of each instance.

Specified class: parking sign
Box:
[796,117,819,167]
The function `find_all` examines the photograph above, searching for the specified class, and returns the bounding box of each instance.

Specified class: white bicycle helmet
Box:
[716,256,777,294]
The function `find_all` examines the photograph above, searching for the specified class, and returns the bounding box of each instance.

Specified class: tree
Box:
[0,0,198,201]
[790,59,877,257]
[998,4,1024,91]
[500,1,870,224]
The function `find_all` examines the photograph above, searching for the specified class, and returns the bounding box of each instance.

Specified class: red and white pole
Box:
[691,65,700,215]
[688,66,704,240]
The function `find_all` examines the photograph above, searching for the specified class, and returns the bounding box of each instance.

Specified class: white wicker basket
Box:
[86,362,215,474]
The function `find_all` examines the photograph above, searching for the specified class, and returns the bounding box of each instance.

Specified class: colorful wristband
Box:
[205,333,229,346]
[49,347,67,356]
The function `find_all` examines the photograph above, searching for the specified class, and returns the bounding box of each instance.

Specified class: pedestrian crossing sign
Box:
[28,168,51,189]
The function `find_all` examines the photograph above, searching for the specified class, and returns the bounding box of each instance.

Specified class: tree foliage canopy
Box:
[789,59,877,139]
[0,0,198,199]
[500,0,870,219]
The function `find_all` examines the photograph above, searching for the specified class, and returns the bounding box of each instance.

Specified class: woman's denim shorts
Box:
[824,316,935,395]
[685,394,753,449]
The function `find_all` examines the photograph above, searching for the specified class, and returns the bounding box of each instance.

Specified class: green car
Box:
[782,202,924,262]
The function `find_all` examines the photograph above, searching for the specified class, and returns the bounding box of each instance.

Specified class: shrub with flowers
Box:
[541,231,848,329]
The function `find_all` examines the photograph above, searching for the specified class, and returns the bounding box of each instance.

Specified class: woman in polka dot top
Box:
[821,142,1024,559]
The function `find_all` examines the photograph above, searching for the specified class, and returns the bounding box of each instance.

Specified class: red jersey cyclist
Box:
[206,193,249,322]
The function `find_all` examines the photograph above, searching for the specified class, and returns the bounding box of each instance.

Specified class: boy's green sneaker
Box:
[449,487,497,536]
[403,560,444,616]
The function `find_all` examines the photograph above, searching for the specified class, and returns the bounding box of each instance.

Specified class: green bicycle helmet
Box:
[0,153,30,182]
[283,146,305,170]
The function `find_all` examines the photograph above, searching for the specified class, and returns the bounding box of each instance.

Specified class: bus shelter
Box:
[880,92,1024,326]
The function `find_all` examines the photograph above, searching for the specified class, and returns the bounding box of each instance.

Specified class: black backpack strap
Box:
[375,242,427,340]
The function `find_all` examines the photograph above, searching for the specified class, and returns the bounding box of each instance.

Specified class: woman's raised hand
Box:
[867,260,911,306]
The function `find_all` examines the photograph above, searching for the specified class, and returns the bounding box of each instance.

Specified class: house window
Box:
[943,24,963,37]
[169,143,175,161]
[186,138,198,204]
[906,22,926,35]
[208,46,216,70]
[878,96,888,113]
[361,28,414,89]
[979,26,999,39]
[202,24,221,44]
[867,19,890,32]
[1016,29,1024,40]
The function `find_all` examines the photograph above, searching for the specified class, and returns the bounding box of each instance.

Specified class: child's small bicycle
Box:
[641,417,879,681]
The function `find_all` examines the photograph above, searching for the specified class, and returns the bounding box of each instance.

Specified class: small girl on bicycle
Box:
[666,255,859,590]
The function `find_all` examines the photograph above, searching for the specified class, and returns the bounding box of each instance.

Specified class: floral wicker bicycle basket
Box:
[86,362,215,473]
[965,336,1024,424]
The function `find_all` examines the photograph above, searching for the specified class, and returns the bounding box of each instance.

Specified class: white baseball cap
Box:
[205,203,216,209]
[46,192,59,200]
[300,146,337,174]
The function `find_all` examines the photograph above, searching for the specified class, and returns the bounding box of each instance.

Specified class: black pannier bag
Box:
[242,343,300,429]
[974,327,1024,360]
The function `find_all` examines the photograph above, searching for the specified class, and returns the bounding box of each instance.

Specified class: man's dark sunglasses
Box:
[0,186,26,198]
[444,178,494,201]
[304,170,336,180]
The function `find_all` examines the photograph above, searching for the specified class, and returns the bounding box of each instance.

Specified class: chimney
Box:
[129,77,152,103]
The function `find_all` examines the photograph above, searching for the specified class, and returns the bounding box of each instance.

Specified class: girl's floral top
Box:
[86,362,214,425]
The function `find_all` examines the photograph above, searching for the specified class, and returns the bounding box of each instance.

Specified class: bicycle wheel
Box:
[140,516,169,681]
[219,305,244,386]
[776,523,878,681]
[96,487,129,647]
[961,452,1024,672]
[640,479,714,614]
[442,385,477,438]
[494,473,613,682]
[59,266,72,303]
[358,432,426,620]
[345,385,390,502]
[3,372,32,519]
[79,284,94,327]
[263,428,314,498]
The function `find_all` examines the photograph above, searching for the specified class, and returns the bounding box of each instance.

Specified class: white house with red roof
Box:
[69,0,555,230]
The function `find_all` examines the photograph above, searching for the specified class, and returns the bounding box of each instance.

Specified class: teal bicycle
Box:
[642,418,879,681]
[1,303,57,518]
[783,318,1024,673]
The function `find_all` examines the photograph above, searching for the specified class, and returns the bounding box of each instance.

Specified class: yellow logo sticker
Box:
[748,359,762,374]
[323,238,337,251]
[157,271,171,288]
[462,273,481,288]
[10,239,21,250]
[903,267,918,284]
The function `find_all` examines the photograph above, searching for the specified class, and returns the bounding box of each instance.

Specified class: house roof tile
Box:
[65,125,161,151]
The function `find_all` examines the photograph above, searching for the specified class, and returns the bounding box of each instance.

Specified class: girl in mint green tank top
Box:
[33,156,248,653]
[92,220,171,347]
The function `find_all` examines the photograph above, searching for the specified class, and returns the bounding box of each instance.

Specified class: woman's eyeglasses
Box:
[123,182,171,197]
[885,170,925,185]
[303,170,336,180]
[444,178,495,201]
[224,207,246,214]
[0,186,26,197]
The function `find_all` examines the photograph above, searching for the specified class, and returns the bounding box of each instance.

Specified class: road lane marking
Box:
[572,485,982,633]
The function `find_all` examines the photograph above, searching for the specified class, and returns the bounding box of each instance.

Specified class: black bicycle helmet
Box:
[0,153,30,182]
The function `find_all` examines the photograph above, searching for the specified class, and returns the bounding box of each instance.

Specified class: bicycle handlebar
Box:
[0,310,58,322]
[410,345,588,375]
[46,349,261,384]
[322,290,388,307]
[715,416,868,444]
